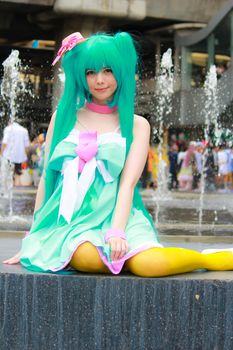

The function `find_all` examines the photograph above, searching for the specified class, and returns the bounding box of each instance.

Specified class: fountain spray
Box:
[198,65,219,233]
[0,50,25,216]
[153,49,174,226]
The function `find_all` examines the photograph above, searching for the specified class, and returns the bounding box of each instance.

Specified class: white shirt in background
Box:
[177,151,186,165]
[217,150,228,175]
[194,151,202,173]
[2,122,30,163]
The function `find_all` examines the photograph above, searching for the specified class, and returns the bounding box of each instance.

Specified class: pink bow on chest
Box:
[75,131,98,173]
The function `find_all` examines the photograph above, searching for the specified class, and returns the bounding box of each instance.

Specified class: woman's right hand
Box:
[108,237,129,261]
[3,251,21,265]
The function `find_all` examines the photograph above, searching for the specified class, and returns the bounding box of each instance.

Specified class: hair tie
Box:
[52,32,86,66]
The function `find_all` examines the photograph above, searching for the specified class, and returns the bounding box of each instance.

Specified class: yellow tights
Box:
[70,242,233,277]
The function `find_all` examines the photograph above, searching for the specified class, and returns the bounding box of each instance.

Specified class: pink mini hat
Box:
[52,32,86,66]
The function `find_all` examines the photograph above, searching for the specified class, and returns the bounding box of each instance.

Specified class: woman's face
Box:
[86,67,117,105]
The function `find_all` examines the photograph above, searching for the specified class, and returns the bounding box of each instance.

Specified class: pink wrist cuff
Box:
[104,228,126,243]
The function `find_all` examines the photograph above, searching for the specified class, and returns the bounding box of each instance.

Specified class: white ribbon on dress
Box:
[58,132,125,224]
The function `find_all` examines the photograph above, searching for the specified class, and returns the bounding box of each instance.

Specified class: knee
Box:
[126,248,170,277]
[70,242,108,273]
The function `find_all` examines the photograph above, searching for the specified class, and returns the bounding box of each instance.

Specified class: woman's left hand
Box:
[3,251,21,264]
[108,237,129,261]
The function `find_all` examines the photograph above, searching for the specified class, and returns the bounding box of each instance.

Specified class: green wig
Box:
[43,32,157,236]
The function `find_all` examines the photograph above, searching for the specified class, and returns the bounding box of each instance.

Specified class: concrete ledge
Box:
[2,232,233,350]
[1,267,233,350]
[2,234,233,349]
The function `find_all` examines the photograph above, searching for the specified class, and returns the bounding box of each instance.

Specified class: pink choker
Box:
[86,101,118,114]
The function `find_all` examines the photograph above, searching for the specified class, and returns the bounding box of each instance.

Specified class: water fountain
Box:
[150,49,174,226]
[198,65,219,234]
[142,57,233,239]
[0,50,21,215]
[154,48,174,197]
[0,50,33,231]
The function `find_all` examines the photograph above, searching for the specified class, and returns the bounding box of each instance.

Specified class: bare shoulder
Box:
[46,110,57,143]
[48,110,57,130]
[51,110,57,123]
[133,114,151,136]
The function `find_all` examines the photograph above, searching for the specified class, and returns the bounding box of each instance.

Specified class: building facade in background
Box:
[0,0,232,138]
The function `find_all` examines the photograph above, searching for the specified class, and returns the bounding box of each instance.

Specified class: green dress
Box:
[20,128,162,274]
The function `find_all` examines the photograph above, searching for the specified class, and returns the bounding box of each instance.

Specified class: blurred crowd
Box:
[0,121,45,190]
[145,132,233,193]
[25,133,45,186]
[1,122,233,194]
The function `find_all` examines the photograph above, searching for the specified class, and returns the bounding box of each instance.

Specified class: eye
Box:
[86,69,96,76]
[103,67,113,74]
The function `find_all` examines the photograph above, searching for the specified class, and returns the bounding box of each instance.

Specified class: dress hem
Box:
[48,240,163,274]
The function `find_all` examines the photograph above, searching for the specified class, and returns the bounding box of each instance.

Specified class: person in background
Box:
[37,134,46,178]
[212,145,219,189]
[169,133,177,146]
[230,146,233,190]
[0,120,30,188]
[204,144,217,192]
[177,143,186,186]
[216,63,226,79]
[217,144,229,191]
[178,142,196,191]
[225,145,232,191]
[168,143,178,190]
[193,142,203,191]
[147,144,157,189]
[27,133,45,186]
[176,131,187,152]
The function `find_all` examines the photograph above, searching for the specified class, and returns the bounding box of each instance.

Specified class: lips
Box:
[95,87,108,92]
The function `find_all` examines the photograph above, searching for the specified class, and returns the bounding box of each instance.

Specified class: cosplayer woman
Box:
[3,32,233,276]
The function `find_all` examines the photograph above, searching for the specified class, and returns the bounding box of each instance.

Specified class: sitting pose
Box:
[3,32,233,276]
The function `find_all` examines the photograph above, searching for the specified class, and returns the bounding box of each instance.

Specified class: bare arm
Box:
[1,127,8,156]
[3,112,56,264]
[109,115,151,260]
[112,115,150,229]
[1,143,6,156]
[25,146,30,156]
